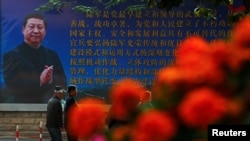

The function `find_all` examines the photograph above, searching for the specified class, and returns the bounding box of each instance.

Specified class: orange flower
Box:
[68,98,107,139]
[182,56,224,87]
[231,15,250,49]
[228,16,250,72]
[152,66,184,108]
[109,78,146,120]
[227,47,250,73]
[154,66,183,90]
[176,36,210,63]
[178,87,227,130]
[176,36,225,87]
[131,110,177,141]
[210,40,230,67]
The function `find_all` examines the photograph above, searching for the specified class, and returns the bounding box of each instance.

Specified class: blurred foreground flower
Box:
[68,98,107,140]
[131,110,177,141]
[152,66,184,109]
[178,87,227,130]
[108,78,146,120]
[176,36,225,88]
[231,15,250,49]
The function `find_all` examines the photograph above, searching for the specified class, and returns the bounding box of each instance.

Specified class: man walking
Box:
[64,84,78,141]
[46,86,65,141]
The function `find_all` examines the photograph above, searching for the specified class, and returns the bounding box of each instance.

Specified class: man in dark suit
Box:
[64,84,78,141]
[46,86,65,141]
[2,13,66,103]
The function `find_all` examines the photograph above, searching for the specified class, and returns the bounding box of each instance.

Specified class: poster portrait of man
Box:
[1,2,68,103]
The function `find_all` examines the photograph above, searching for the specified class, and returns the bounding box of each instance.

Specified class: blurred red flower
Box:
[109,78,146,120]
[228,16,250,72]
[178,87,227,130]
[210,40,230,67]
[227,47,250,73]
[153,66,184,99]
[176,36,210,58]
[176,36,225,87]
[154,66,183,90]
[231,15,250,49]
[68,98,107,139]
[131,110,177,141]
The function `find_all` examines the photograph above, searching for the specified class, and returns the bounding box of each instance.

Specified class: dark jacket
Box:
[46,95,63,128]
[64,95,77,128]
[2,42,67,103]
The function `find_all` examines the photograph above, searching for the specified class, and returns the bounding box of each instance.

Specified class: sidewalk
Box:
[0,135,54,141]
[0,137,67,141]
[0,138,51,141]
[0,131,67,141]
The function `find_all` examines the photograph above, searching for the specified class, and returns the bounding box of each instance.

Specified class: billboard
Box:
[0,0,232,103]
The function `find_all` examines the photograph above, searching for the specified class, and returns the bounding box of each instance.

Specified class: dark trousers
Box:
[66,128,78,141]
[47,128,63,141]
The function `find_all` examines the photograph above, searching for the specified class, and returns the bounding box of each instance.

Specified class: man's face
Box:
[70,89,77,97]
[22,18,46,47]
[57,92,64,100]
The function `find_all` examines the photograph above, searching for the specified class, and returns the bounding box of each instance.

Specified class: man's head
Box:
[22,13,47,48]
[67,84,77,97]
[54,86,65,100]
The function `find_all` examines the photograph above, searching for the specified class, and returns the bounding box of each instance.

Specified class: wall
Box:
[0,111,52,139]
[0,104,110,139]
[0,104,64,139]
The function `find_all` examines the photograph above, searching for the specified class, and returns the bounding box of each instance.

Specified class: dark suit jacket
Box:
[2,42,67,103]
[64,95,77,128]
[46,95,63,128]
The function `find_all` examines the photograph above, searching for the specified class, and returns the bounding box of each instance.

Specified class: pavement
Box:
[0,135,67,141]
[0,138,51,141]
[0,131,67,141]
[0,136,67,141]
[0,137,72,141]
[0,136,53,141]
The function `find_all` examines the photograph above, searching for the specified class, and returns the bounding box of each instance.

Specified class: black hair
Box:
[22,13,48,28]
[67,85,77,93]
